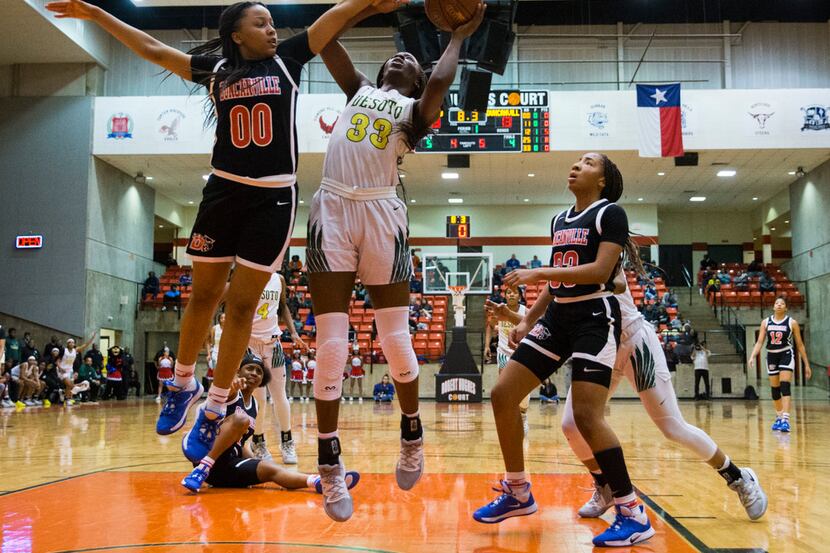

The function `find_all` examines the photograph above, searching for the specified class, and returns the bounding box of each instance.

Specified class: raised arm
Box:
[414,3,486,127]
[791,320,812,379]
[46,0,193,80]
[307,0,408,55]
[320,40,372,100]
[747,319,768,370]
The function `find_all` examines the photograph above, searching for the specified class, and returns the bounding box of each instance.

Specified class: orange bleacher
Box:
[702,263,804,308]
[141,266,192,309]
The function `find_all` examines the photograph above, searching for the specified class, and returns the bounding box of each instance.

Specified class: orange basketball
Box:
[425,0,480,32]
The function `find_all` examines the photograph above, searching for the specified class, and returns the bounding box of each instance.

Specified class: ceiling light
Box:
[770,227,776,231]
[717,170,737,177]
[523,198,530,202]
[202,174,210,181]
[188,201,194,205]
[527,173,535,177]
[145,176,154,181]
[158,225,163,228]
[448,198,464,204]
[399,174,406,178]
[441,172,459,180]
[410,199,416,203]
[637,197,644,201]
[299,200,305,204]
[689,196,706,202]
[657,172,665,176]
[788,171,796,176]
[752,197,758,201]
[785,220,789,224]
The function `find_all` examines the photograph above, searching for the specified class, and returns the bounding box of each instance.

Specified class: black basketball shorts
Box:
[512,296,622,388]
[205,455,263,488]
[766,349,794,375]
[187,174,297,272]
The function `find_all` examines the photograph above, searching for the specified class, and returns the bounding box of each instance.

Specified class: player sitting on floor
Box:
[182,352,360,494]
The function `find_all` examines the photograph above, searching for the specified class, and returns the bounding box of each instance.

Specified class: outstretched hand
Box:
[46,0,97,19]
[502,269,540,288]
[452,2,486,39]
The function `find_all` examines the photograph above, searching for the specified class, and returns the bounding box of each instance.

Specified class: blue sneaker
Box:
[314,470,361,494]
[592,504,655,547]
[771,418,782,431]
[182,405,223,463]
[473,480,538,524]
[779,418,791,433]
[182,463,211,493]
[156,379,203,435]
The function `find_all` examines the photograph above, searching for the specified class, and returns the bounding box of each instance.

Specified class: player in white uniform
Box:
[484,287,530,434]
[307,7,485,522]
[561,270,768,521]
[248,272,307,464]
[206,313,226,390]
[57,334,96,405]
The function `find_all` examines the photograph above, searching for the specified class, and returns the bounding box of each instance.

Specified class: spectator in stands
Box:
[43,335,61,359]
[700,253,715,270]
[692,341,711,400]
[304,309,316,336]
[373,374,395,403]
[492,269,503,287]
[661,289,678,307]
[288,255,303,277]
[103,346,127,400]
[0,363,11,408]
[488,286,505,304]
[655,305,670,326]
[670,315,684,331]
[5,328,20,366]
[760,271,776,292]
[163,253,177,267]
[125,364,141,398]
[647,260,662,279]
[705,275,721,302]
[179,272,192,287]
[142,271,160,300]
[505,254,521,272]
[663,342,679,374]
[733,271,750,291]
[716,269,731,284]
[411,250,421,271]
[85,343,104,372]
[644,284,658,302]
[409,274,422,293]
[539,378,559,404]
[747,258,763,277]
[354,283,367,302]
[162,284,182,311]
[418,299,433,320]
[20,333,38,362]
[529,255,542,269]
[76,355,101,401]
[123,347,135,376]
[42,353,63,403]
[643,303,657,323]
[287,291,301,318]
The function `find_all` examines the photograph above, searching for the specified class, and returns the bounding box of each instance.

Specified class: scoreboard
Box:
[418,90,549,154]
[446,215,470,238]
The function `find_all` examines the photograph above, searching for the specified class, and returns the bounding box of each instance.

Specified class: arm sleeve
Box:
[190,55,223,86]
[276,31,314,83]
[598,204,629,247]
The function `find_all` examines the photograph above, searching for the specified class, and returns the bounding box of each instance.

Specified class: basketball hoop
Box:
[448,285,468,327]
[449,285,467,297]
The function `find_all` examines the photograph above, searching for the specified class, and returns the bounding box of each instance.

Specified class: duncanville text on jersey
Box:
[220,76,282,101]
[552,228,590,246]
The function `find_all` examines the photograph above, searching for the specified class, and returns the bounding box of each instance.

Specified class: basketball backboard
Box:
[422,253,493,295]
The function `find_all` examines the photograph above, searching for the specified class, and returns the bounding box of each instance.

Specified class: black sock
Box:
[318,436,341,466]
[593,447,634,498]
[252,433,265,444]
[281,430,292,444]
[718,460,743,484]
[401,414,423,441]
[590,470,607,487]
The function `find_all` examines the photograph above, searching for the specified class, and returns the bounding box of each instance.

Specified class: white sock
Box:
[173,362,196,389]
[205,386,229,417]
[307,474,318,489]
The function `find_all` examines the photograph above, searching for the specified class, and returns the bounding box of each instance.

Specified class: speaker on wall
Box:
[459,67,492,112]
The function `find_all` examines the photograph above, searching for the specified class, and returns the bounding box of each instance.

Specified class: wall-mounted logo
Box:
[681,103,693,137]
[587,104,609,137]
[801,105,830,132]
[107,113,133,139]
[157,109,186,141]
[315,108,341,136]
[748,103,775,136]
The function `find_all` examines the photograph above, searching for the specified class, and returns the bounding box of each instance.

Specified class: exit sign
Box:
[16,235,43,249]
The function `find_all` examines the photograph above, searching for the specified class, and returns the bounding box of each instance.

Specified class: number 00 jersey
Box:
[548,199,629,300]
[251,273,284,341]
[321,86,416,193]
[765,315,793,352]
[191,32,314,187]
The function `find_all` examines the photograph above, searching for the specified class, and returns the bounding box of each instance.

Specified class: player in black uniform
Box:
[182,352,360,493]
[473,153,654,547]
[47,0,411,458]
[748,297,812,433]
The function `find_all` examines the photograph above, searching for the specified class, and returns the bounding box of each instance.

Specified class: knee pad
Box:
[780,381,791,397]
[313,313,350,401]
[375,306,419,383]
[771,386,781,400]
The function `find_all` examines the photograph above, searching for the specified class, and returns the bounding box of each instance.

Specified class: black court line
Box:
[637,487,767,553]
[52,541,396,553]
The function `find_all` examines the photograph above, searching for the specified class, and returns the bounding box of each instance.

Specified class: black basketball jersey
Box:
[765,316,793,352]
[224,392,259,458]
[191,32,314,186]
[547,199,629,299]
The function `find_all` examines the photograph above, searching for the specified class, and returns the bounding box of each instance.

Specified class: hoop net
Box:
[448,285,467,296]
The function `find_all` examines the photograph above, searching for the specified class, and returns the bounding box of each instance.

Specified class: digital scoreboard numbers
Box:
[418,90,549,154]
[446,215,470,239]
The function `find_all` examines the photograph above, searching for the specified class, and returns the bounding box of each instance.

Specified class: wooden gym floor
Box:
[1,388,827,553]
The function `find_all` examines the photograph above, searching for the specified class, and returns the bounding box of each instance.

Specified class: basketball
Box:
[425,0,480,32]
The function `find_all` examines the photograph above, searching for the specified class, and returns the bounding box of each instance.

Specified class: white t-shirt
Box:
[693,349,710,371]
[211,324,223,355]
[322,86,415,190]
[251,273,283,341]
[497,304,527,356]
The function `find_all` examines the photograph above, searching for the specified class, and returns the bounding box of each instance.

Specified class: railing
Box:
[713,305,747,363]
[681,265,693,308]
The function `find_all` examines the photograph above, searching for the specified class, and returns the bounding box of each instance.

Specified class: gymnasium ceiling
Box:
[97,148,830,209]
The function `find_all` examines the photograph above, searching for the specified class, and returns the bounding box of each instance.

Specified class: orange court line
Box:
[0,472,704,553]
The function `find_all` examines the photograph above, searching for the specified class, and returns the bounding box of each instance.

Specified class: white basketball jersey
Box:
[322,86,415,190]
[251,273,283,341]
[617,287,648,342]
[58,347,77,372]
[497,304,527,356]
[211,324,223,354]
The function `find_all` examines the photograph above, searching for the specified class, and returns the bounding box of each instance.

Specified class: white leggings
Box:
[250,339,291,436]
[561,331,718,463]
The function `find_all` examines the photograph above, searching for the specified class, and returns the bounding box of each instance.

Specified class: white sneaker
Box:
[24,399,36,406]
[728,467,768,520]
[281,439,298,464]
[318,461,353,522]
[349,397,354,403]
[578,482,613,518]
[288,397,294,403]
[358,397,363,404]
[396,437,424,491]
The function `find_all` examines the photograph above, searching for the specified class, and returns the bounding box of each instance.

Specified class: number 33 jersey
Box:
[548,199,629,299]
[322,86,416,190]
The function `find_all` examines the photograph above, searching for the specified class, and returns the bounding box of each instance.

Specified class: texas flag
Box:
[636,83,684,158]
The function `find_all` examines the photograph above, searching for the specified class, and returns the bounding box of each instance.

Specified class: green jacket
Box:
[78,363,100,381]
